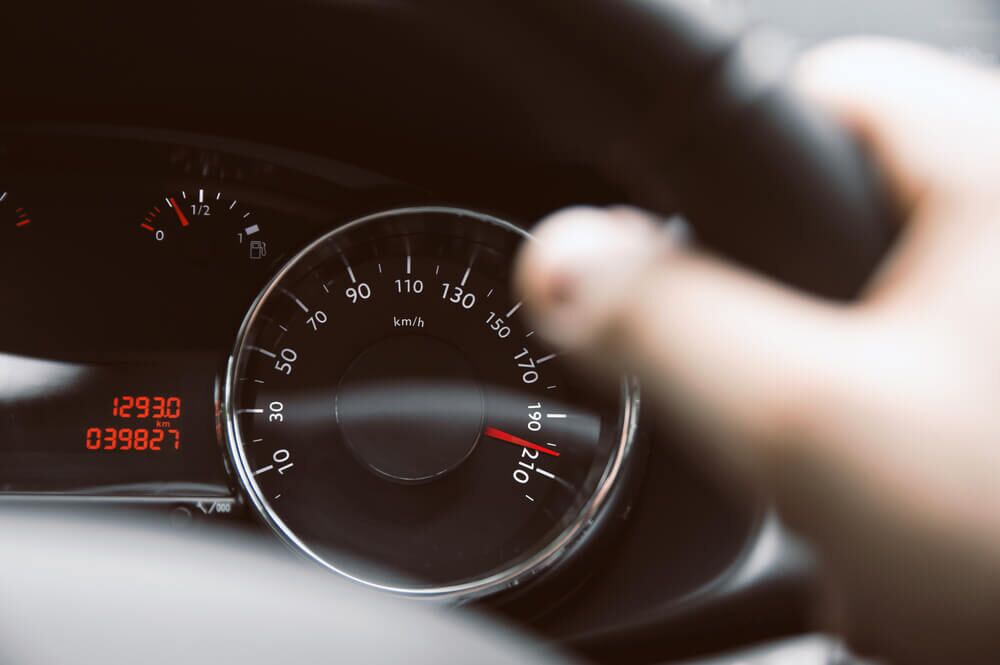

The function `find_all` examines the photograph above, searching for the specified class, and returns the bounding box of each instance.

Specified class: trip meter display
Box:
[85,395,183,453]
[0,355,228,495]
[225,207,637,600]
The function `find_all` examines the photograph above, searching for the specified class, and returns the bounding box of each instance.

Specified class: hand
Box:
[515,39,1000,665]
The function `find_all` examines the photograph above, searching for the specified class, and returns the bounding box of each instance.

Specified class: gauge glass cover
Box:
[225,207,637,599]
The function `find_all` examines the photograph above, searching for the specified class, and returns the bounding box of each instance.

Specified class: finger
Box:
[795,37,1000,210]
[795,38,1000,308]
[516,206,857,480]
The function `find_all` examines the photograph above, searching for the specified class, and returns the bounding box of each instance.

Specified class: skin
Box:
[514,38,1000,665]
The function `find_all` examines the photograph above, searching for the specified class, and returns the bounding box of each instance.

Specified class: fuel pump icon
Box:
[249,240,267,260]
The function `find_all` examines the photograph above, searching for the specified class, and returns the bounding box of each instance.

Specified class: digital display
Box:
[0,354,230,495]
[85,395,183,452]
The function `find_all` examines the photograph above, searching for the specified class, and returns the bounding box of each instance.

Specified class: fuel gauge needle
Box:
[483,426,560,457]
[169,197,190,227]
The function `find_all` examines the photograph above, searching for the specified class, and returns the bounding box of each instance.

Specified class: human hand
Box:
[515,39,1000,665]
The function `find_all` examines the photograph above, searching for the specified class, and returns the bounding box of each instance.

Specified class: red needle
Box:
[169,198,190,227]
[483,426,560,457]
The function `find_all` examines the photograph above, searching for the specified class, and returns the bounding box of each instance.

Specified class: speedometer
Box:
[224,207,638,600]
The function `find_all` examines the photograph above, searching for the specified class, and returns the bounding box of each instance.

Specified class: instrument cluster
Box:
[0,128,639,603]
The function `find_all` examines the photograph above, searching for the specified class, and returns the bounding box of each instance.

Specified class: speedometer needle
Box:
[169,197,190,227]
[483,426,560,457]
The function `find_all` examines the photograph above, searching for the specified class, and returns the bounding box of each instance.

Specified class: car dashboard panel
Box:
[0,127,761,653]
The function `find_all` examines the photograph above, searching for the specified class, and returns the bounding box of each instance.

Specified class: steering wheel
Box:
[1,1,896,663]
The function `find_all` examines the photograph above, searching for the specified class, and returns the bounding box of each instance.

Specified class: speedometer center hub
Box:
[336,334,484,484]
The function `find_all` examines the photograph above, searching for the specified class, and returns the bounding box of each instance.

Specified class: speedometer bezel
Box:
[222,205,640,603]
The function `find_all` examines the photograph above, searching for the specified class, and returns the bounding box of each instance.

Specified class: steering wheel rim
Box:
[0,509,578,665]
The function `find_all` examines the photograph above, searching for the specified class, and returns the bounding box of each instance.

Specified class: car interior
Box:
[0,1,994,663]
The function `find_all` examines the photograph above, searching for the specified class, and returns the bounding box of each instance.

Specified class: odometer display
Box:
[225,207,637,599]
[84,395,182,452]
[0,356,226,494]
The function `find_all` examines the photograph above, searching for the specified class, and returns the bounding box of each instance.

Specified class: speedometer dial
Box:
[224,207,638,600]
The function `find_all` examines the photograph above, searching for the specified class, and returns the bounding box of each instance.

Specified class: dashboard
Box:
[1,1,997,663]
[0,126,757,661]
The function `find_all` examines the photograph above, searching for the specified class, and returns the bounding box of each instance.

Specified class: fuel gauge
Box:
[140,188,271,266]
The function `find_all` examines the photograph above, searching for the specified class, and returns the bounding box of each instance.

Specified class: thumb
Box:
[515,206,859,481]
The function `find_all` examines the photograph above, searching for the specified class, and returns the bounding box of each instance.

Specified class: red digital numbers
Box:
[87,395,182,452]
[85,427,180,452]
[112,395,181,420]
